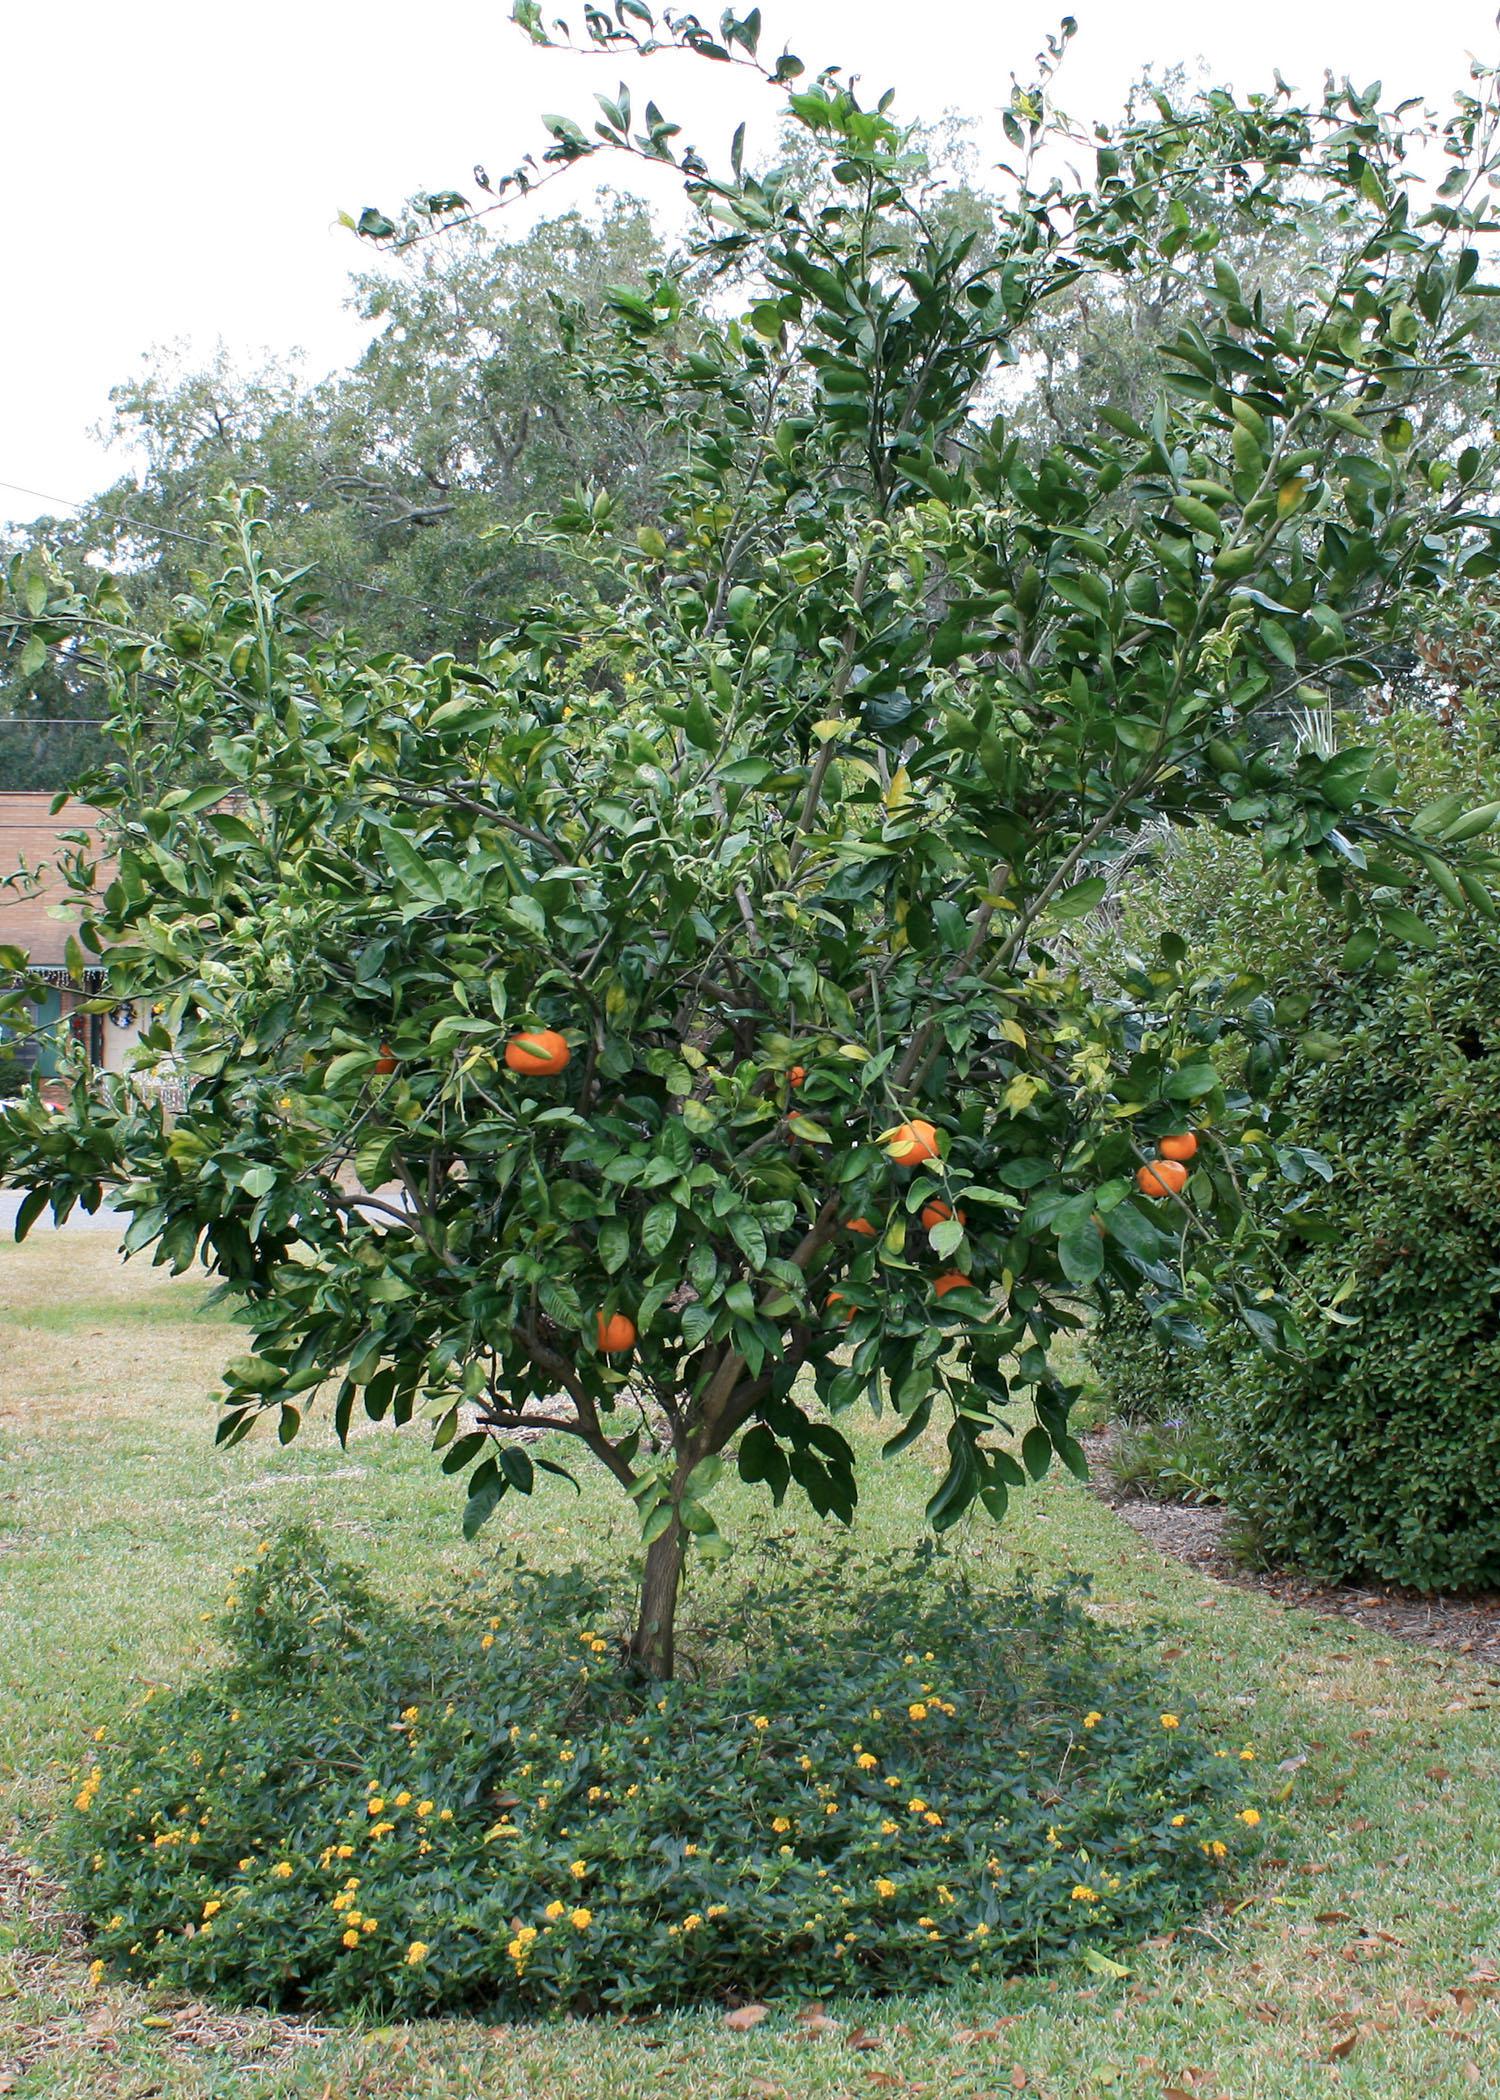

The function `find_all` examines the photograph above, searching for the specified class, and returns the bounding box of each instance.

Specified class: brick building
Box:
[0,792,143,1079]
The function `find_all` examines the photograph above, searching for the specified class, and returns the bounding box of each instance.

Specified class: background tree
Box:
[0,202,671,784]
[6,9,1500,1676]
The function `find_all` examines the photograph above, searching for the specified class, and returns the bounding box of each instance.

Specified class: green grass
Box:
[2,1234,1497,2097]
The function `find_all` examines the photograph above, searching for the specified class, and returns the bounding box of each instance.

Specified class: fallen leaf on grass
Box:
[796,2006,839,2039]
[725,2003,770,2031]
[1328,2032,1360,2061]
[1314,1910,1352,1924]
[846,2026,884,2051]
[951,2022,1021,2042]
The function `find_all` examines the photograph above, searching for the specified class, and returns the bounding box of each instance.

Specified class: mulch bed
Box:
[1082,1431,1500,1668]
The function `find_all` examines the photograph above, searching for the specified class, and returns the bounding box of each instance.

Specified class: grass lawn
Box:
[1,1234,1497,2098]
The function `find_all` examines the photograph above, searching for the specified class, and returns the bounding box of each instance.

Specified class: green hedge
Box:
[1218,926,1500,1591]
[1083,1295,1204,1426]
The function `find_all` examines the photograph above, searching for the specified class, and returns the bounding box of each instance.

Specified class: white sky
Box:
[4,0,1498,528]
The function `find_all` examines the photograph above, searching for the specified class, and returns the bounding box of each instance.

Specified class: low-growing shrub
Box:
[61,1526,1260,2017]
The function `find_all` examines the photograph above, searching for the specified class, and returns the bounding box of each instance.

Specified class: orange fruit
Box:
[1158,1132,1198,1162]
[920,1199,967,1231]
[825,1290,856,1324]
[504,1028,571,1076]
[374,1043,397,1077]
[596,1311,636,1355]
[885,1119,941,1167]
[844,1216,879,1237]
[788,1065,807,1088]
[933,1271,972,1298]
[1136,1158,1189,1199]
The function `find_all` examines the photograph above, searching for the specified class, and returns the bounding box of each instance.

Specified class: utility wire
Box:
[0,474,503,634]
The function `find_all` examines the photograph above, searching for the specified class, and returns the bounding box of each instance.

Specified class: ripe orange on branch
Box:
[1158,1132,1198,1162]
[504,1028,571,1076]
[884,1119,941,1167]
[844,1216,879,1237]
[374,1043,397,1077]
[933,1271,972,1298]
[920,1199,967,1231]
[788,1065,807,1088]
[595,1311,636,1355]
[1136,1158,1189,1199]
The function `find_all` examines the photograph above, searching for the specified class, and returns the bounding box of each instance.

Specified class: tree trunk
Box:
[630,1515,687,1680]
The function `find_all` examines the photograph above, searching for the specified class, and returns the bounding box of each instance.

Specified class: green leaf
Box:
[1043,877,1107,924]
[598,1218,630,1273]
[379,828,444,904]
[1057,1224,1104,1287]
[1376,906,1436,950]
[1022,1425,1052,1481]
[640,1501,675,1546]
[1163,1059,1218,1101]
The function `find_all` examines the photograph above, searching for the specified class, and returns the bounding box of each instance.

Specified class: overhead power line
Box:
[0,474,502,634]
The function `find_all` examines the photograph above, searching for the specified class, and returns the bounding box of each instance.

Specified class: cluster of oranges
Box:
[1134,1131,1197,1199]
[828,1120,973,1320]
[499,1030,634,1354]
[373,1030,1201,1347]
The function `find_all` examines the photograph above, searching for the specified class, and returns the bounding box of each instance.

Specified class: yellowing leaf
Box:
[999,1018,1027,1049]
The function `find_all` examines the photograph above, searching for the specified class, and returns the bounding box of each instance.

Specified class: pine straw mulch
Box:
[0,1844,329,2088]
[1082,1430,1500,1671]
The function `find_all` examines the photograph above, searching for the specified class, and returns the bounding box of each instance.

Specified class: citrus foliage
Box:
[7,21,1500,1665]
[62,1527,1256,2014]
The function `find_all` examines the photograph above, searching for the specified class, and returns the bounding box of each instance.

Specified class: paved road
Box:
[0,1189,127,1235]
